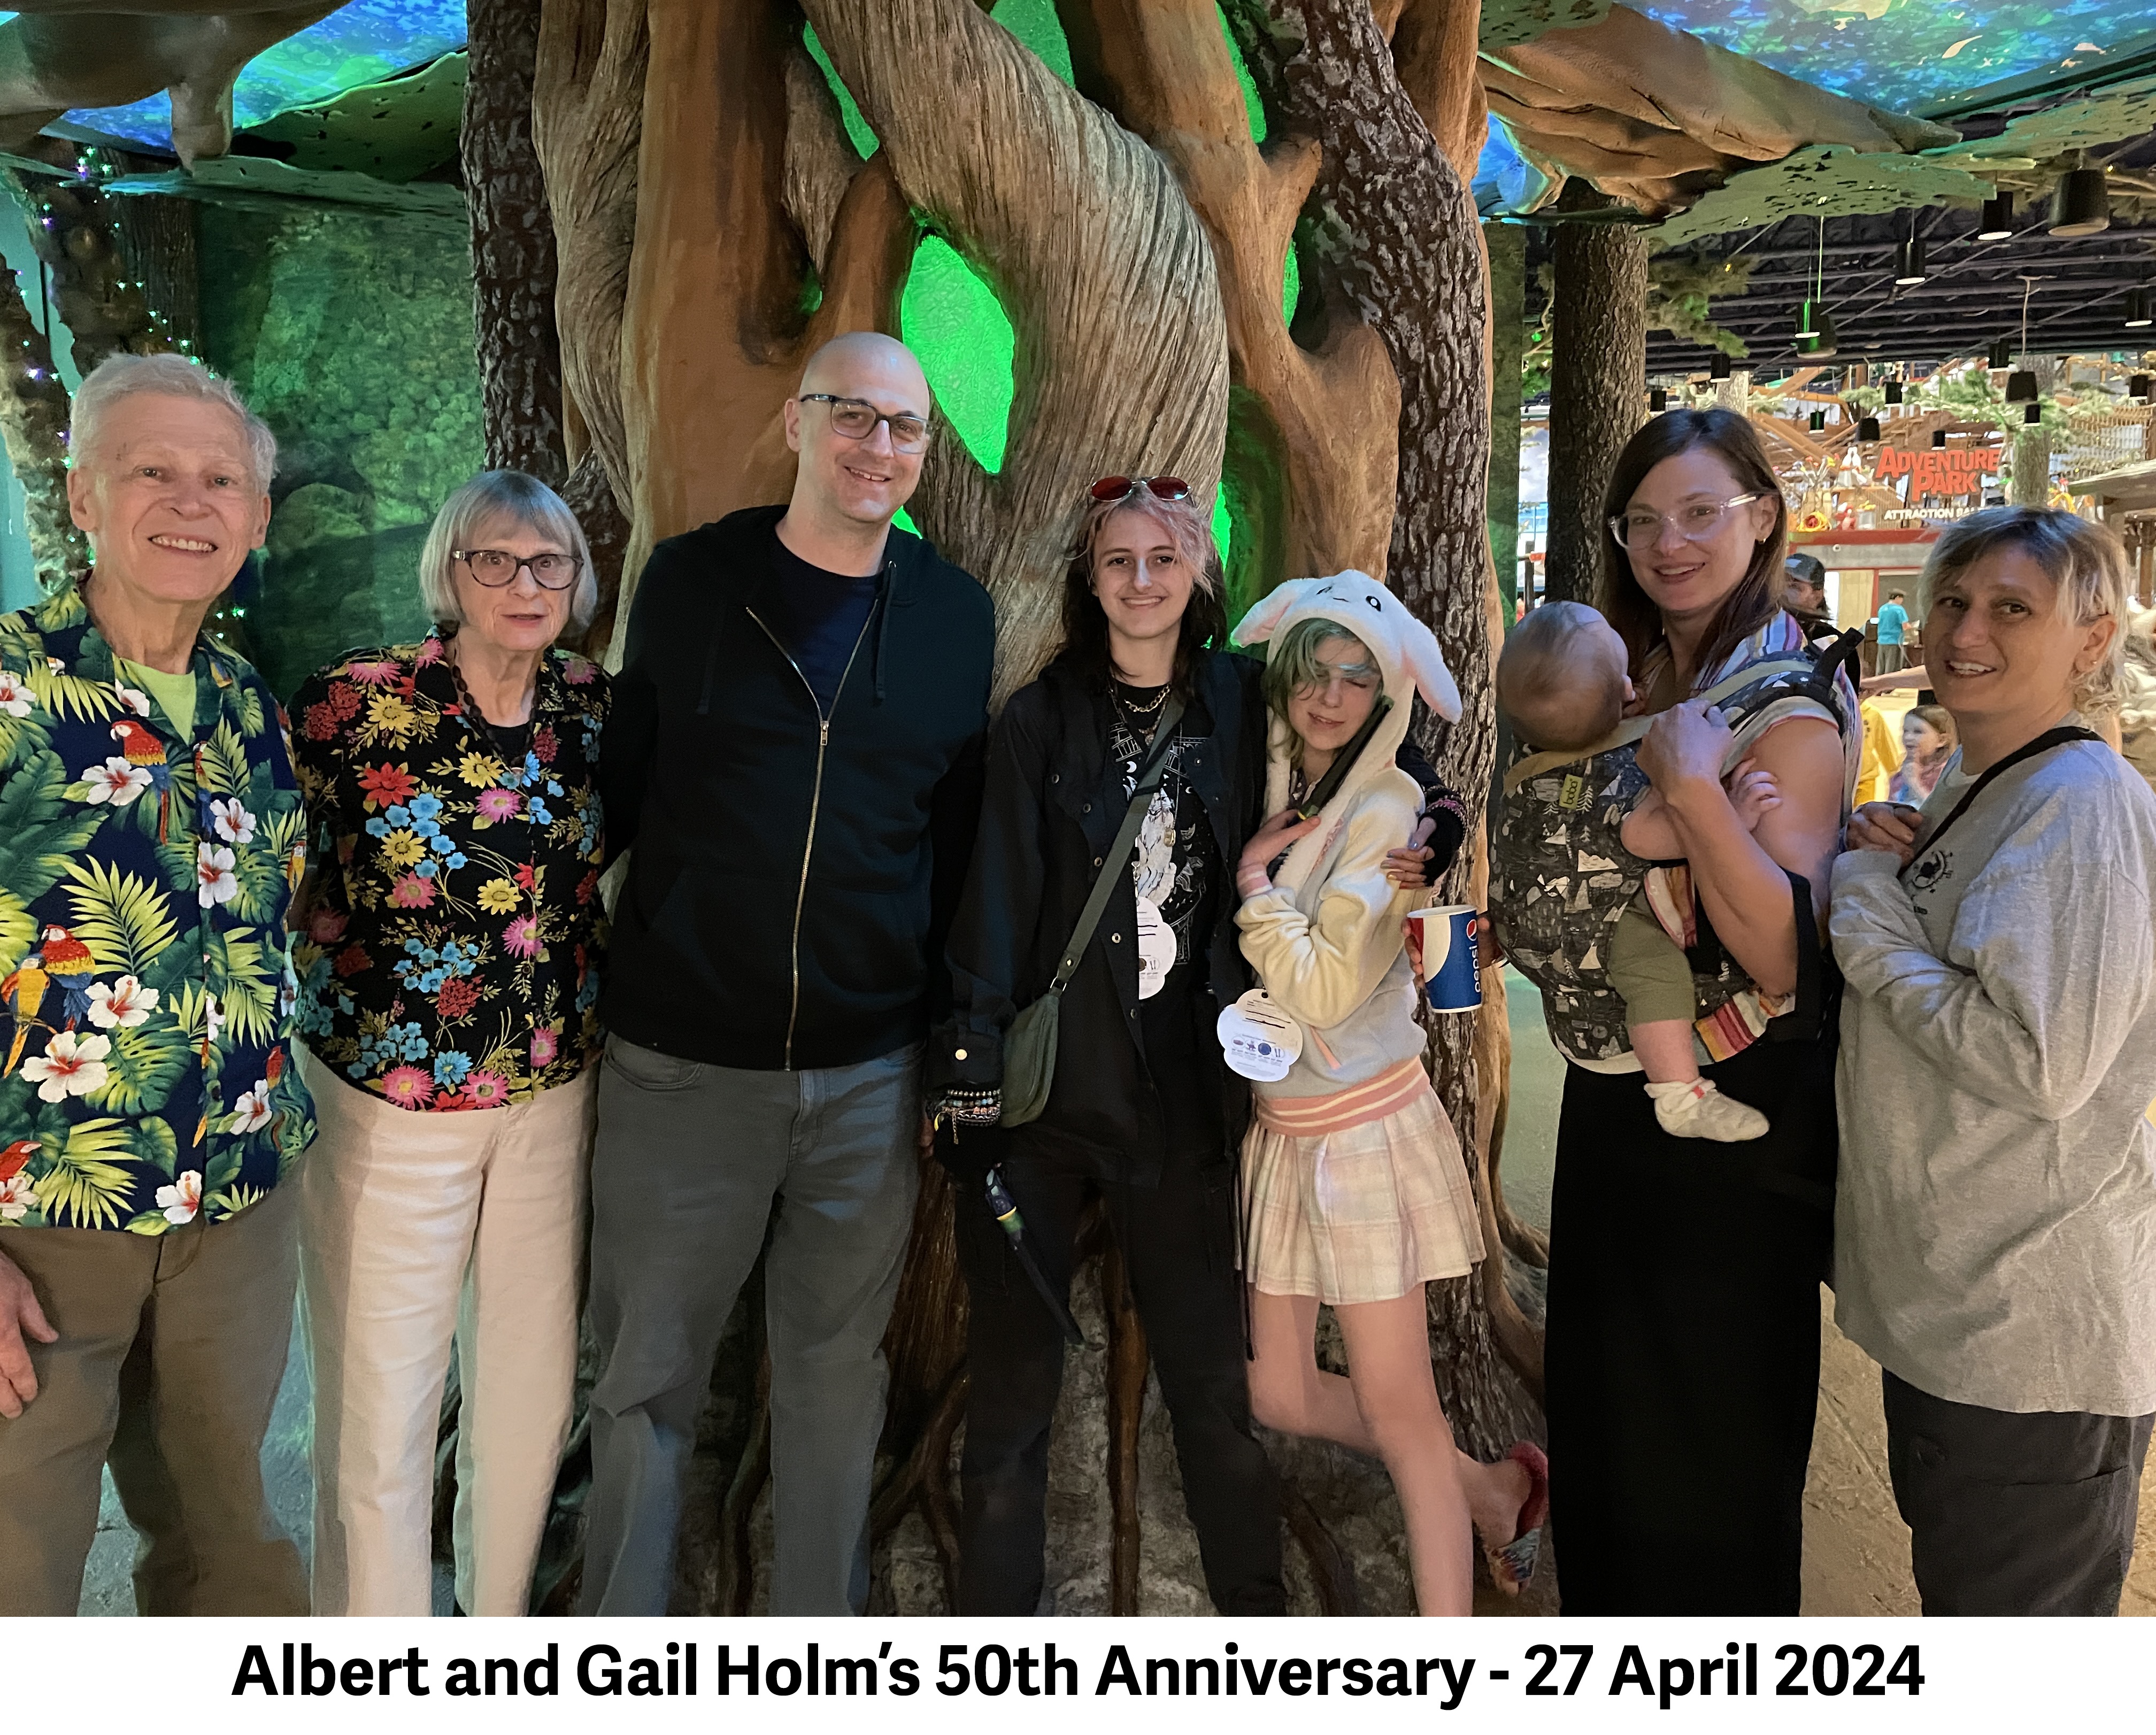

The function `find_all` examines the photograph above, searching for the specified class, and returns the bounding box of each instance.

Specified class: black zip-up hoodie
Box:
[601,505,994,1070]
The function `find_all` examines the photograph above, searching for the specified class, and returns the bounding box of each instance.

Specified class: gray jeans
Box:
[578,1037,921,1615]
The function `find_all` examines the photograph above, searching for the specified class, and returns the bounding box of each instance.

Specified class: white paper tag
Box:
[1215,989,1303,1082]
[1135,894,1176,1001]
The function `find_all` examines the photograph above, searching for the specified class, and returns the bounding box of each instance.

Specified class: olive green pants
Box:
[0,1181,306,1616]
[1609,895,1698,1030]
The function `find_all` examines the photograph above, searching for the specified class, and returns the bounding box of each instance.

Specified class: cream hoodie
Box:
[1229,572,1462,1099]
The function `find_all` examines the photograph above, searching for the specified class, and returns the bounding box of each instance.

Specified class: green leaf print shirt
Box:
[0,584,314,1233]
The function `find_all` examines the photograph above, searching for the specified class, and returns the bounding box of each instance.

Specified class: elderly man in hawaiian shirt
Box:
[0,354,314,1616]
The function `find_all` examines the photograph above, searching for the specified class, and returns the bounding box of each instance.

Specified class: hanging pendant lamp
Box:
[2023,404,2043,425]
[2131,374,2153,404]
[1884,380,1904,405]
[2126,288,2152,330]
[1649,387,1668,413]
[1709,351,1732,380]
[2050,166,2110,237]
[1857,415,1882,442]
[1931,430,1947,449]
[1988,336,2013,369]
[1893,237,1927,286]
[1976,190,2015,241]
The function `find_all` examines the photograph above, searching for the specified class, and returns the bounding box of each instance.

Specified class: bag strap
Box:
[1045,696,1187,997]
[1503,656,1816,796]
[1899,724,2100,874]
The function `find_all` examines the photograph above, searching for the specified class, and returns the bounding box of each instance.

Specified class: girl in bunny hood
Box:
[1231,572,1545,1612]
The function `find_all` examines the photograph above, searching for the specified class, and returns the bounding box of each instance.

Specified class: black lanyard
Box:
[1900,724,2100,877]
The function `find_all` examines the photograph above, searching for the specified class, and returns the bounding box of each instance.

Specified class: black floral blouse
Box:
[288,631,609,1111]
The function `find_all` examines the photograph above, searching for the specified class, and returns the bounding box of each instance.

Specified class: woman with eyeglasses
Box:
[286,470,611,1614]
[1536,410,1857,1614]
[931,476,1455,1615]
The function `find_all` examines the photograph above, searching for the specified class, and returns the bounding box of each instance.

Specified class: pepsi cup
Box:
[1405,904,1482,1013]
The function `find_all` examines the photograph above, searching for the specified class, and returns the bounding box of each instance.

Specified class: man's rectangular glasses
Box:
[800,394,932,454]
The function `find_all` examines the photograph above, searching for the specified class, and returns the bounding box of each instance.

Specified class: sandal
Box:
[1483,1441,1550,1594]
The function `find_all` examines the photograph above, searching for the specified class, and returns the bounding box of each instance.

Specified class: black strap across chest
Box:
[1901,724,2100,875]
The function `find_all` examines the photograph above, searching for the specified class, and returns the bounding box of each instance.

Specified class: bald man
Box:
[588,333,994,1614]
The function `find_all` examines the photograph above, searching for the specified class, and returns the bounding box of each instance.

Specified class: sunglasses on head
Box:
[1089,475,1191,504]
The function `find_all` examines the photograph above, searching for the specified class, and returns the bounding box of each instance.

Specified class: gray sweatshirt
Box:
[1830,732,2156,1417]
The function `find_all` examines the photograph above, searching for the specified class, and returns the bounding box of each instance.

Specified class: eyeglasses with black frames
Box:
[453,549,583,590]
[798,394,932,454]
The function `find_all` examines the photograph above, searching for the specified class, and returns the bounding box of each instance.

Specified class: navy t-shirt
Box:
[765,529,883,715]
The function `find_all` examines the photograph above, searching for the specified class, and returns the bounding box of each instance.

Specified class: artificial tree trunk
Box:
[1545,183,1646,605]
[465,0,569,488]
[1487,221,1525,619]
[0,272,83,584]
[534,0,1530,1615]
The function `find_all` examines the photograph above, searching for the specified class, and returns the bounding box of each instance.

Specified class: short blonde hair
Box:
[1920,507,2130,718]
[418,471,598,633]
[70,352,276,488]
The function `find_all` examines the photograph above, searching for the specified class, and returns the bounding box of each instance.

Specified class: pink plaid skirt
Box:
[1241,1069,1484,1306]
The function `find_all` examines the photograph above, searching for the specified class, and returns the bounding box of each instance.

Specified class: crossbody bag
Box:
[1001,695,1187,1127]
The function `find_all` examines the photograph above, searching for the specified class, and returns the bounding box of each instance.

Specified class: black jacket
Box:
[931,647,1267,1176]
[933,649,1466,1180]
[602,505,994,1070]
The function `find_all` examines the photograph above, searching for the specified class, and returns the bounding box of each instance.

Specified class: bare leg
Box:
[1248,1284,1533,1611]
[1246,1287,1374,1454]
[1627,1017,1698,1085]
[1332,1287,1480,1614]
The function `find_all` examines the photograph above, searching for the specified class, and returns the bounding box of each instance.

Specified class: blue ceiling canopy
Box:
[5,1,467,154]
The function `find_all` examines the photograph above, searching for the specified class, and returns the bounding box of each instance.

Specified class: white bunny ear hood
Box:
[1230,570,1459,891]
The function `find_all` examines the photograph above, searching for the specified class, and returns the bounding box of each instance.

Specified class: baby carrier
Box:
[1492,624,1862,1066]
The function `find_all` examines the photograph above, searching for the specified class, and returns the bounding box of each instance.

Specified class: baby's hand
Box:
[1726,760,1782,833]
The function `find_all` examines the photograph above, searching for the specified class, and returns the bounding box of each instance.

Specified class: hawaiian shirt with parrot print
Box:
[288,631,607,1111]
[0,583,314,1234]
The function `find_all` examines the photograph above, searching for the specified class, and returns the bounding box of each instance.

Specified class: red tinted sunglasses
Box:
[1089,475,1191,504]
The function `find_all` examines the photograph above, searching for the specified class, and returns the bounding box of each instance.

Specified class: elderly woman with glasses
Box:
[286,470,610,1615]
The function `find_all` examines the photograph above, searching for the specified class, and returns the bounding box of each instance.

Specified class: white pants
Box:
[298,1052,596,1615]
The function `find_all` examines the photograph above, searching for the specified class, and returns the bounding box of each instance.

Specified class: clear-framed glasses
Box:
[798,393,931,453]
[1607,492,1765,550]
[1089,474,1192,504]
[454,549,582,590]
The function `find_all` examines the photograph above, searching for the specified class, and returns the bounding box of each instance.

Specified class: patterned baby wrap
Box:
[1492,618,1859,1067]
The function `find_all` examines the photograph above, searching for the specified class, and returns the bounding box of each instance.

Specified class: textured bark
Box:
[0,271,86,584]
[604,0,915,625]
[3,151,183,376]
[563,448,632,661]
[804,0,1230,701]
[1221,1,1518,1468]
[1545,188,1646,606]
[534,0,648,517]
[1058,0,1395,604]
[465,0,569,488]
[1487,220,1524,616]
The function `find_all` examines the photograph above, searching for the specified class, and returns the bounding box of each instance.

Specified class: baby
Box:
[1498,602,1772,1142]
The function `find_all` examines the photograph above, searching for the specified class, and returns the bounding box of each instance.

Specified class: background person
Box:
[0,353,313,1615]
[1875,589,1911,674]
[584,332,994,1616]
[1886,704,1957,807]
[1834,508,2156,1616]
[287,471,609,1616]
[1534,407,1854,1615]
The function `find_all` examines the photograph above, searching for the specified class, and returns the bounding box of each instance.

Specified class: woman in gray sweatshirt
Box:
[1833,506,2156,1616]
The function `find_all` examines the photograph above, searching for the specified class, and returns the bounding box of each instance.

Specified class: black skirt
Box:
[1544,1032,1837,1615]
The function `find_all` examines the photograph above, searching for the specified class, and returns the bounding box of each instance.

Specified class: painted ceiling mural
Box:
[1639,1,2134,117]
[0,1,467,151]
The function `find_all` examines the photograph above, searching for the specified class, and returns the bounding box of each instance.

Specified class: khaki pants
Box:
[299,1054,594,1616]
[0,1181,307,1616]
